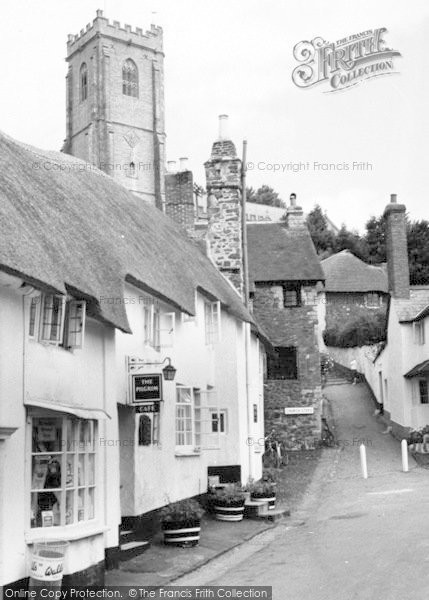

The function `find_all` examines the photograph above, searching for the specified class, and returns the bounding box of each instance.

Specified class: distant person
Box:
[350,359,358,385]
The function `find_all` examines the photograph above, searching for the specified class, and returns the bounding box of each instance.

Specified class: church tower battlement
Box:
[63,9,165,209]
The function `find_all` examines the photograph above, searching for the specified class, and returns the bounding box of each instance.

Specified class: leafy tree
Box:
[364,216,386,264]
[246,185,285,208]
[407,220,429,285]
[334,224,368,261]
[306,205,336,256]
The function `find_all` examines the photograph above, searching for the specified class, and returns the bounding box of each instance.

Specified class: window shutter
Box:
[65,300,86,349]
[160,312,175,348]
[199,390,220,450]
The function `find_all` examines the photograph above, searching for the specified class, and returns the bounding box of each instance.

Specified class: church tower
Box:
[63,10,165,209]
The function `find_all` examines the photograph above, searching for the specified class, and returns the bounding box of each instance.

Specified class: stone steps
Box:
[119,528,150,561]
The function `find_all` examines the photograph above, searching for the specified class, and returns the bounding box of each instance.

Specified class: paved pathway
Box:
[177,383,429,599]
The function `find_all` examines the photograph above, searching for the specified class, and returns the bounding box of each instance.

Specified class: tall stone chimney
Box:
[205,115,244,297]
[383,193,410,299]
[165,159,195,234]
[285,193,305,228]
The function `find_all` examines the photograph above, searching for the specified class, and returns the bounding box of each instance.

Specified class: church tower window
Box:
[80,63,88,102]
[122,59,139,97]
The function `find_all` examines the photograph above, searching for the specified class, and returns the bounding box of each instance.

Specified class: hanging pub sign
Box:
[131,374,162,405]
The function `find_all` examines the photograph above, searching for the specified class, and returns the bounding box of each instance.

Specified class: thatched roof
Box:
[0,131,252,333]
[247,223,324,284]
[321,250,388,293]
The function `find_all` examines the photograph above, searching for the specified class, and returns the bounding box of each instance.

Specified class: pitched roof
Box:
[394,287,429,323]
[0,131,252,333]
[321,250,388,293]
[246,223,324,284]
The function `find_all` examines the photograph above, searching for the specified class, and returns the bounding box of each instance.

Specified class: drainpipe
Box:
[241,140,253,480]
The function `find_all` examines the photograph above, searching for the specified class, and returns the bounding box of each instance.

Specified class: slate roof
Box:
[247,223,324,284]
[321,250,388,293]
[0,131,253,333]
[394,287,429,323]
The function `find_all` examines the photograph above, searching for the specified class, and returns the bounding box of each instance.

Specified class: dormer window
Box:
[122,59,138,97]
[29,295,86,350]
[80,63,88,101]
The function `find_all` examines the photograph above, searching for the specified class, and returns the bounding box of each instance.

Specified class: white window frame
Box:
[413,321,425,345]
[40,295,66,345]
[204,300,221,345]
[175,387,196,453]
[419,378,429,404]
[159,312,176,348]
[365,293,382,309]
[29,413,97,529]
[143,297,161,350]
[29,295,86,350]
[64,300,86,349]
[210,409,227,434]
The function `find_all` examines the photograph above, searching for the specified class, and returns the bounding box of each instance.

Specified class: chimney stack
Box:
[383,193,410,299]
[205,116,244,297]
[285,193,304,228]
[165,159,195,234]
[218,114,229,140]
[179,157,189,172]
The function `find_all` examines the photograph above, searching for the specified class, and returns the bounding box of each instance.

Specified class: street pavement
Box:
[176,383,429,599]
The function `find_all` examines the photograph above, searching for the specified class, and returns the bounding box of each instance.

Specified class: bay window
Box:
[30,415,97,528]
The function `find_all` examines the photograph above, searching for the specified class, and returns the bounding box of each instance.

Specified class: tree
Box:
[334,224,368,261]
[364,216,386,264]
[306,205,336,256]
[407,220,429,285]
[246,185,285,208]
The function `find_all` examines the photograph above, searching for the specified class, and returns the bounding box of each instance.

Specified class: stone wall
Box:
[253,283,322,449]
[64,10,165,208]
[205,139,243,298]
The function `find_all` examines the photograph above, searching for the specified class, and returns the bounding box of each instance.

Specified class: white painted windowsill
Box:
[25,521,109,544]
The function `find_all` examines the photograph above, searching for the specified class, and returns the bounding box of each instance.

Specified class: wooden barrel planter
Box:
[162,519,201,547]
[251,492,276,510]
[213,500,245,522]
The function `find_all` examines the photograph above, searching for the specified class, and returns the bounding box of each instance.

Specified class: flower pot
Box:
[213,500,245,522]
[251,493,276,510]
[162,518,201,547]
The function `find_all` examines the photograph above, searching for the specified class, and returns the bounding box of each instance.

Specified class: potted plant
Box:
[212,484,246,522]
[159,499,204,546]
[249,480,276,510]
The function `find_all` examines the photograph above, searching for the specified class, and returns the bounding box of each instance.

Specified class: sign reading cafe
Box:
[292,28,401,92]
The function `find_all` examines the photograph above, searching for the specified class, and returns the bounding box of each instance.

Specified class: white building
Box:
[351,195,429,437]
[0,131,265,589]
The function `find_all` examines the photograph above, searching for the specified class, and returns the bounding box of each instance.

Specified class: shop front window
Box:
[30,415,96,528]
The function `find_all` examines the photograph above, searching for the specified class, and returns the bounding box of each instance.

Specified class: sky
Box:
[0,0,428,232]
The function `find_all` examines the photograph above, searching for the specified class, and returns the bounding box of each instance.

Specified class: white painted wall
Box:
[115,283,264,516]
[0,284,121,587]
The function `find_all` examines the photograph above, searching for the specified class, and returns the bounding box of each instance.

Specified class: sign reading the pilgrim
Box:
[131,374,162,404]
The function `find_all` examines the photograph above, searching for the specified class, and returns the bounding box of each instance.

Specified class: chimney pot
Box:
[167,160,177,173]
[218,114,229,140]
[391,193,397,203]
[179,157,189,171]
[290,193,297,207]
[96,9,103,17]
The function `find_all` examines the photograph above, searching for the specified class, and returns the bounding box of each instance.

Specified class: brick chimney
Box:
[165,158,195,234]
[285,193,305,228]
[204,115,244,297]
[383,193,410,299]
